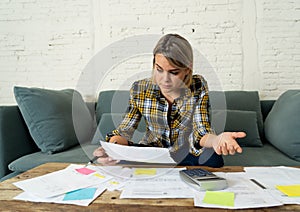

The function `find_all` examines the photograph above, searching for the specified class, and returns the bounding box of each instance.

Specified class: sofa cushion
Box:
[212,110,262,147]
[0,106,40,179]
[14,86,94,154]
[264,90,300,162]
[96,113,125,141]
[96,90,130,123]
[223,143,300,166]
[8,144,98,172]
[92,112,146,144]
[209,91,264,140]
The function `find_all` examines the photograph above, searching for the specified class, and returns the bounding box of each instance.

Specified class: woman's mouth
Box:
[161,84,172,89]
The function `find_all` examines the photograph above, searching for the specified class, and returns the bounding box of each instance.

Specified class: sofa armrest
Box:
[0,106,39,178]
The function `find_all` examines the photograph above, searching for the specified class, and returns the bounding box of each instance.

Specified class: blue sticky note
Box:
[63,187,97,201]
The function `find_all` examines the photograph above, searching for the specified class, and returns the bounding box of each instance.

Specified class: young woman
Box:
[93,34,245,167]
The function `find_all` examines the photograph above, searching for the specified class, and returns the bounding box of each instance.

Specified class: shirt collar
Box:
[147,78,193,101]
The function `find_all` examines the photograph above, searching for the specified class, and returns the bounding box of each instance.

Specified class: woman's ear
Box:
[183,74,188,81]
[185,68,191,75]
[183,68,192,86]
[183,70,189,81]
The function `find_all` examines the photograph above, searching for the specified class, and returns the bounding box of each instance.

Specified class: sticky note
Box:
[203,191,235,207]
[134,168,157,175]
[93,173,106,179]
[75,167,96,175]
[109,180,120,185]
[63,187,97,200]
[276,184,300,197]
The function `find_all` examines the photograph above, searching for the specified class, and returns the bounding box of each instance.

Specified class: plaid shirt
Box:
[106,74,214,156]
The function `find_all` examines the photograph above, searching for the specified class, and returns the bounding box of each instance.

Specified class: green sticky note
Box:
[276,184,300,197]
[203,191,235,207]
[63,187,97,201]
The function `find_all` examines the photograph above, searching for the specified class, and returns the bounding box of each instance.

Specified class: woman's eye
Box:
[157,68,163,72]
[170,71,179,75]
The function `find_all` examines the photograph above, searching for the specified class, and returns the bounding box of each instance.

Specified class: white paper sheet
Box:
[96,166,134,191]
[13,164,112,198]
[13,164,297,208]
[244,166,300,204]
[13,185,106,206]
[100,141,176,164]
[193,172,283,209]
[120,168,194,198]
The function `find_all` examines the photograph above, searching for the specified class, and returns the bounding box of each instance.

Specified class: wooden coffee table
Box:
[0,163,299,211]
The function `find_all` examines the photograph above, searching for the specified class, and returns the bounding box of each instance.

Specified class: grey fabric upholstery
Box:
[0,106,39,179]
[1,89,300,181]
[223,143,300,166]
[212,110,262,147]
[14,86,95,154]
[96,90,130,123]
[8,144,98,172]
[264,90,300,161]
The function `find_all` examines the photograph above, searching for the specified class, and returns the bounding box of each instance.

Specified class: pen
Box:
[250,179,266,189]
[85,156,99,167]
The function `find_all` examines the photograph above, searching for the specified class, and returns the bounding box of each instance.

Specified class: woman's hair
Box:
[152,34,193,87]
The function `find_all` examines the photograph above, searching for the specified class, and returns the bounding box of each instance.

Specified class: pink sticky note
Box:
[75,167,96,175]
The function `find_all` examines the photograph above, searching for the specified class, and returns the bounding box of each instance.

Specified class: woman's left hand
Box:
[212,132,245,155]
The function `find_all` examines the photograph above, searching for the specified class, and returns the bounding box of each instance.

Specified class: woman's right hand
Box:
[93,136,128,165]
[93,147,120,166]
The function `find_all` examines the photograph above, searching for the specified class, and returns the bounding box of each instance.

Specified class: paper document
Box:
[120,168,194,199]
[276,184,300,197]
[193,172,283,209]
[100,141,176,164]
[96,166,134,191]
[244,166,300,204]
[13,164,297,208]
[14,185,106,206]
[13,164,111,198]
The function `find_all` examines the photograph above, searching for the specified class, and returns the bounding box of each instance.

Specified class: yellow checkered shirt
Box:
[106,74,214,156]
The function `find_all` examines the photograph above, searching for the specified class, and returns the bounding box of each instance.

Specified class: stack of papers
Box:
[13,164,193,206]
[13,164,111,206]
[119,167,193,199]
[244,166,300,205]
[11,143,300,209]
[100,141,176,164]
[193,172,283,209]
[12,142,178,206]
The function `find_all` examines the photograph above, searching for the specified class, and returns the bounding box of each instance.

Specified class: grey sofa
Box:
[1,88,300,181]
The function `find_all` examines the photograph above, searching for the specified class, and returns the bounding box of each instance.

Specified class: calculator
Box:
[179,168,227,191]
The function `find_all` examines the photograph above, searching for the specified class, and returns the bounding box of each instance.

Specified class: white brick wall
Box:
[256,0,300,99]
[0,0,94,104]
[0,0,299,104]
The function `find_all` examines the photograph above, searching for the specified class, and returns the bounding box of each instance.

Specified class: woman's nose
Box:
[162,71,171,82]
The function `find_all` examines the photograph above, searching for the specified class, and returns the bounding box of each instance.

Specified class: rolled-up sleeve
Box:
[190,76,215,155]
[106,83,142,143]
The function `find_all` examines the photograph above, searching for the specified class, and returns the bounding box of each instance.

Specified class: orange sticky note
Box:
[75,167,96,175]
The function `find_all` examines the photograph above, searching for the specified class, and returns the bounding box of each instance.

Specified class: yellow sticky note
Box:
[109,181,120,185]
[134,168,157,175]
[93,173,105,179]
[276,184,300,197]
[203,191,235,207]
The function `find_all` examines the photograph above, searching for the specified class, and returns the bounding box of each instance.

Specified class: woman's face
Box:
[153,54,189,97]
